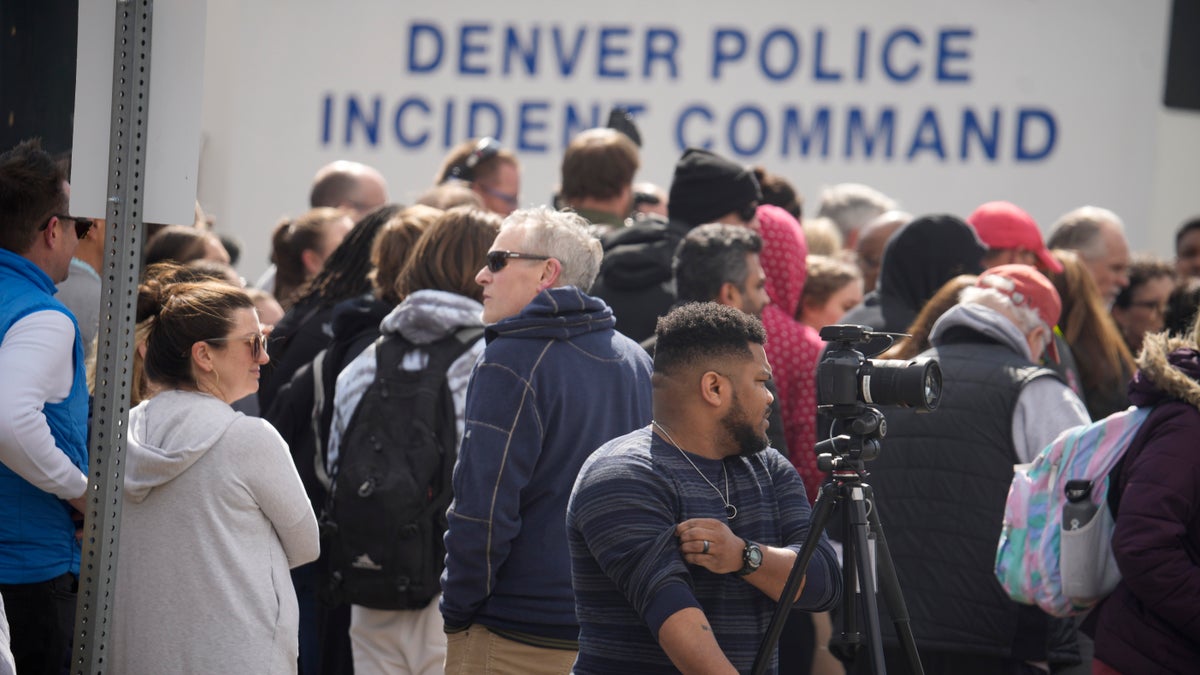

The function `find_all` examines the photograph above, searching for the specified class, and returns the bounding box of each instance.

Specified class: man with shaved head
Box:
[310,160,389,222]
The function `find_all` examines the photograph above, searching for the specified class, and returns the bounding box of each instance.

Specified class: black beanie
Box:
[668,148,762,228]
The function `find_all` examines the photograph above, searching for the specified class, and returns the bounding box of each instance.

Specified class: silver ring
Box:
[702,540,710,555]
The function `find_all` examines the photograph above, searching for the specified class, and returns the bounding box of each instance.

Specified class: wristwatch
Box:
[737,540,763,577]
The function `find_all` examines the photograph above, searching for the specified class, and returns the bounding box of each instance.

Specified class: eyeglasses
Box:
[1128,300,1168,316]
[486,250,551,273]
[204,333,268,360]
[444,137,502,183]
[39,214,95,239]
[479,185,519,208]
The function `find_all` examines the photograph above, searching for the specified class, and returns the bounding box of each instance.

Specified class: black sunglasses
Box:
[204,333,268,360]
[444,137,502,183]
[486,250,551,273]
[40,214,95,239]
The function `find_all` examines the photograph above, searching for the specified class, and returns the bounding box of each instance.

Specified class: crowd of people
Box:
[1,120,1199,675]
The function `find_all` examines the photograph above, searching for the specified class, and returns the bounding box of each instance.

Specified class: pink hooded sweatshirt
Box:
[757,205,826,502]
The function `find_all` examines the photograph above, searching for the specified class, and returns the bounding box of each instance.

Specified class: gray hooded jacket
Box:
[112,390,318,674]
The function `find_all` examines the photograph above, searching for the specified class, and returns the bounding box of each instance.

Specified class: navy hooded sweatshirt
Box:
[440,286,653,646]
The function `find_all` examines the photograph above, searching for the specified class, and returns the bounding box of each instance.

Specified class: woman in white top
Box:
[111,277,319,674]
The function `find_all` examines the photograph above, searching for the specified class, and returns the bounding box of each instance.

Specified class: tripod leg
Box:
[863,485,924,675]
[751,479,840,675]
[846,485,887,675]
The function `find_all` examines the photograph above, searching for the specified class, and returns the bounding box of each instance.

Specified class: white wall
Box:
[189,0,1197,280]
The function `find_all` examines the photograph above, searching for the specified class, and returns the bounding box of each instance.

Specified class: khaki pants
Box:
[350,597,445,675]
[444,624,577,675]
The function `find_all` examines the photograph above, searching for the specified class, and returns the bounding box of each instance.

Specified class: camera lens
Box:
[860,357,942,411]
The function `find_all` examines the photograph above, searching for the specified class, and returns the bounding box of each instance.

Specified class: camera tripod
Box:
[752,407,924,675]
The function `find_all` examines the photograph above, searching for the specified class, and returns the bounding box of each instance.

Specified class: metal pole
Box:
[71,0,151,672]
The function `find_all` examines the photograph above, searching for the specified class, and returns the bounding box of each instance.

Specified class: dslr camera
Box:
[817,325,942,418]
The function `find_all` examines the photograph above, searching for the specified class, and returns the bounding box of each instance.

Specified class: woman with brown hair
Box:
[798,255,864,332]
[111,279,318,673]
[1111,255,1176,355]
[327,206,502,675]
[1049,249,1136,419]
[270,207,354,310]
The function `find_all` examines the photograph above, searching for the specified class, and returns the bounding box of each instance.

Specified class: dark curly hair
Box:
[653,302,766,376]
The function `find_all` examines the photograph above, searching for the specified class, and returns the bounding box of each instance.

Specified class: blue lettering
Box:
[729,106,768,156]
[882,29,920,82]
[676,104,715,150]
[644,28,680,79]
[845,107,895,158]
[408,22,443,74]
[782,107,831,158]
[459,23,489,76]
[467,99,503,140]
[813,29,843,82]
[759,29,800,81]
[517,100,550,152]
[906,108,946,160]
[345,95,381,146]
[552,27,587,77]
[393,97,430,148]
[563,103,603,147]
[960,108,999,160]
[503,26,539,76]
[936,28,973,82]
[855,29,869,81]
[1015,108,1056,161]
[598,26,630,79]
[712,28,747,79]
[321,94,333,145]
[443,98,455,148]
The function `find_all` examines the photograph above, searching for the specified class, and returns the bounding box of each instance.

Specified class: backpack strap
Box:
[311,348,331,490]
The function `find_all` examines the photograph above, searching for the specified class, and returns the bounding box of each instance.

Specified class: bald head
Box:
[310,161,389,221]
[855,210,910,293]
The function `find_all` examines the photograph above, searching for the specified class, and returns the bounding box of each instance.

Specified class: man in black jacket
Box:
[865,265,1090,673]
[590,148,760,343]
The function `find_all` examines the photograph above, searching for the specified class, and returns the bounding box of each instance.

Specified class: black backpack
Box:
[320,326,483,610]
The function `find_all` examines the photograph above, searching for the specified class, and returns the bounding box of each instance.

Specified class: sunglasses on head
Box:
[40,214,95,239]
[444,137,502,183]
[204,333,268,360]
[486,250,551,273]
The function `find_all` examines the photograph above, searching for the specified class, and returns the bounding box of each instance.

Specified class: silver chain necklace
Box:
[652,420,737,520]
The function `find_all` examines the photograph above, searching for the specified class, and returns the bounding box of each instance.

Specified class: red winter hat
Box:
[975,264,1062,362]
[967,201,1063,274]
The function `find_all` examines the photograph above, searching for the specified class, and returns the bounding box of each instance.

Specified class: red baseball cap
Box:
[967,201,1064,274]
[975,264,1062,362]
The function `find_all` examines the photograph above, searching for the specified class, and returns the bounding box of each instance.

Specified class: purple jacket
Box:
[1089,335,1200,674]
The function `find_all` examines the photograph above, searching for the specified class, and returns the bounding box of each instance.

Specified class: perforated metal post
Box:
[71,1,151,672]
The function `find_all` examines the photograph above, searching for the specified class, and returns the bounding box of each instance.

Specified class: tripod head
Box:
[816,404,886,474]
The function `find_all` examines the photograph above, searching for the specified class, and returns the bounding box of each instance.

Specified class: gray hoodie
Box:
[112,390,318,674]
[931,303,1090,462]
[327,289,485,472]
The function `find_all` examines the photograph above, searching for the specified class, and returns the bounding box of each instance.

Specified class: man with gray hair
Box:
[815,182,897,247]
[860,265,1089,672]
[1048,205,1131,306]
[441,207,654,674]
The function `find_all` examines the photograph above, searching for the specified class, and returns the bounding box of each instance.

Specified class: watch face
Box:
[748,545,763,566]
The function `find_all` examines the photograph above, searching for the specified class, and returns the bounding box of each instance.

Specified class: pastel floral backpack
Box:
[994,405,1152,617]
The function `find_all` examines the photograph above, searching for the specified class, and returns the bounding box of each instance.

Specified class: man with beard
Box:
[643,223,787,455]
[566,303,840,674]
